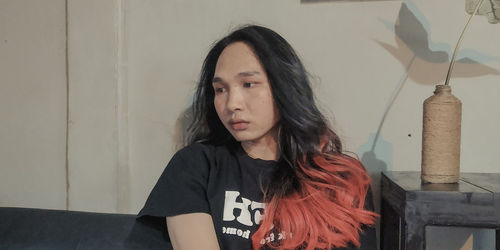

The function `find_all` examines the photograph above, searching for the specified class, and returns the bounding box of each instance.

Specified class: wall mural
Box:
[359,0,500,172]
[357,0,500,217]
[377,1,500,85]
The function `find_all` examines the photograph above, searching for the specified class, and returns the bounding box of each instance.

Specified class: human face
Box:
[212,42,279,147]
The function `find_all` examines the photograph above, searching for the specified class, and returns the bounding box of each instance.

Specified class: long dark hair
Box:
[186,25,376,250]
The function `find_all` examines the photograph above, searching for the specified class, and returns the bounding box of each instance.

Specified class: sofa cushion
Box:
[0,207,171,249]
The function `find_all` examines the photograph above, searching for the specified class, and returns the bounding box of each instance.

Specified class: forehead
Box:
[214,42,265,76]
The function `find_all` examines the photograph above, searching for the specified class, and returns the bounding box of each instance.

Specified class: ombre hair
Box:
[186,25,377,250]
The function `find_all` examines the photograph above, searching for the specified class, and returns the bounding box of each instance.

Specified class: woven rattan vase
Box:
[421,85,462,183]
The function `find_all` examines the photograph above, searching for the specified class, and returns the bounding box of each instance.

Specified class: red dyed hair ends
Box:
[252,152,377,250]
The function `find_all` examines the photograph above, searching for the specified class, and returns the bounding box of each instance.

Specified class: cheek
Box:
[255,92,278,122]
[271,104,279,123]
[213,96,225,117]
[266,95,279,123]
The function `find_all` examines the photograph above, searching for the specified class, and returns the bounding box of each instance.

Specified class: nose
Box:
[226,88,244,112]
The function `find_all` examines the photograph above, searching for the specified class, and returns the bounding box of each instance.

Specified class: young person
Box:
[138,25,377,250]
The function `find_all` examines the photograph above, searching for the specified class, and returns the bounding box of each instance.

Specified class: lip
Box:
[229,119,249,130]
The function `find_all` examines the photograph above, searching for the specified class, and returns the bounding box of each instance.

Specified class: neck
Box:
[241,132,279,161]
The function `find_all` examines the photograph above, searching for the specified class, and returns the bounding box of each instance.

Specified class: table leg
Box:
[403,206,425,250]
[495,229,499,250]
[381,198,401,250]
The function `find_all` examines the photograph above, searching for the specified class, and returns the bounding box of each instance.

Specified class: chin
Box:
[229,133,257,143]
[232,136,252,142]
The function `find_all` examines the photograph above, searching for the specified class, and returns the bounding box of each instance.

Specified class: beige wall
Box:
[125,0,500,211]
[0,0,67,209]
[1,0,498,248]
[67,0,125,213]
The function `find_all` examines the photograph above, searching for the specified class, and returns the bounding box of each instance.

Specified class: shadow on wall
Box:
[359,0,499,219]
[359,0,500,182]
[376,1,500,85]
[357,2,499,247]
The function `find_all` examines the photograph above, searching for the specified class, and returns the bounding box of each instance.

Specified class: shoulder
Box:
[175,142,216,159]
[167,142,235,171]
[166,143,215,171]
[174,142,235,161]
[172,142,229,161]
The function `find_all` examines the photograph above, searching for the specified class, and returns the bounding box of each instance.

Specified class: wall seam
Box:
[64,0,70,211]
[116,0,130,213]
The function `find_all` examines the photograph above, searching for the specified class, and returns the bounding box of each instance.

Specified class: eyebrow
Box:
[237,71,260,77]
[212,71,261,83]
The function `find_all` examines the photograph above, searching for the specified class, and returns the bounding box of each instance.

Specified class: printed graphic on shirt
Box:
[222,191,265,240]
[222,190,292,245]
[259,231,292,245]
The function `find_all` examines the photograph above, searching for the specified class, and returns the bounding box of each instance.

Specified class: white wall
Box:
[1,0,498,248]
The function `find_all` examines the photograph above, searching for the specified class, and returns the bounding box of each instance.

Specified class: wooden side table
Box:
[380,171,500,250]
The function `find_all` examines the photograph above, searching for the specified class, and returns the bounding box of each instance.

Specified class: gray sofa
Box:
[0,207,171,249]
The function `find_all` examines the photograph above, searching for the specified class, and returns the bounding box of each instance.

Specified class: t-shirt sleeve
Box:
[136,144,212,224]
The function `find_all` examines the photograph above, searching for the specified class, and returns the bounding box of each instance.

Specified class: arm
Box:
[167,213,220,250]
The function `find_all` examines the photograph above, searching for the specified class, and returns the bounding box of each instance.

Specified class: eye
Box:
[243,82,254,88]
[214,87,225,93]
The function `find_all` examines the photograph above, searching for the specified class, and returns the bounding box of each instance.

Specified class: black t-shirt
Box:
[137,142,377,250]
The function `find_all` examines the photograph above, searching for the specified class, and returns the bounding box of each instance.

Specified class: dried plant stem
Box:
[445,0,485,86]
